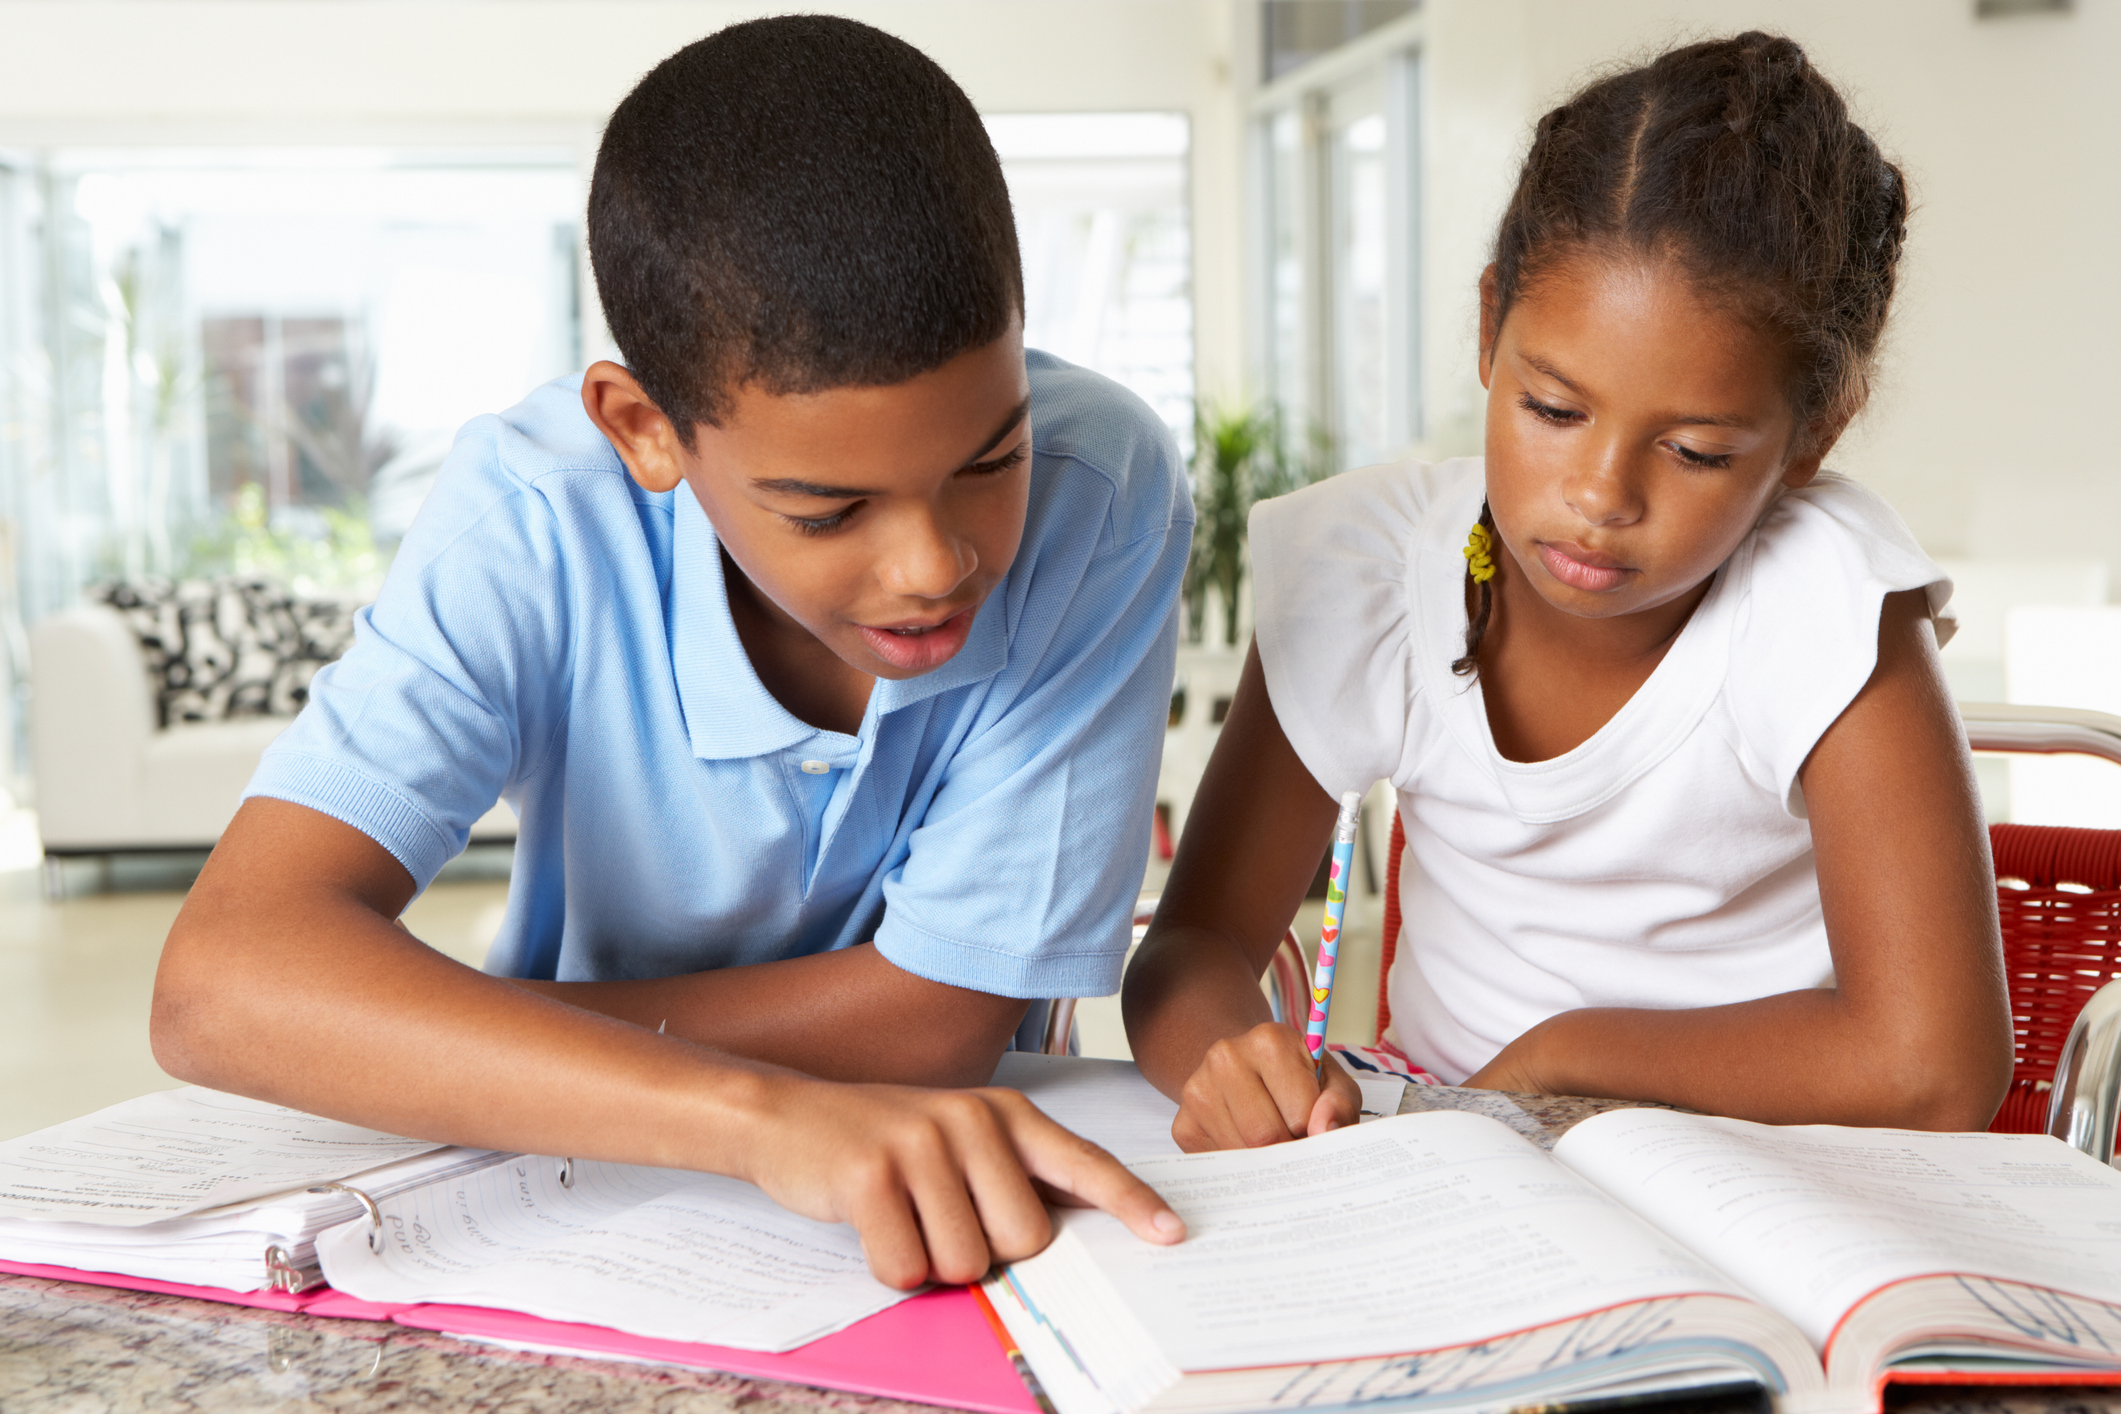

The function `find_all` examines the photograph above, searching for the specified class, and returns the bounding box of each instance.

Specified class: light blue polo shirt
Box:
[248,351,1189,1004]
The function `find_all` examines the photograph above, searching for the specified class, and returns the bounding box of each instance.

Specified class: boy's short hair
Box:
[588,15,1024,441]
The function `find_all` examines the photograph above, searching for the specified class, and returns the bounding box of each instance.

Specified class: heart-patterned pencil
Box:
[1305,790,1364,1085]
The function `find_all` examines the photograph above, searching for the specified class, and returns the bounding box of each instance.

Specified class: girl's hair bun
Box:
[1489,31,1908,444]
[1718,32,1806,136]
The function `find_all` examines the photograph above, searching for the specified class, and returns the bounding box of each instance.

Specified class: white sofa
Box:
[30,603,514,865]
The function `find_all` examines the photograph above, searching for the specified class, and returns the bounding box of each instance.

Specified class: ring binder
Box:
[307,1182,385,1254]
[264,1243,325,1293]
[558,1158,575,1189]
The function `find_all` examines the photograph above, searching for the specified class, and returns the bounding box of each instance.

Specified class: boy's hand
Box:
[741,1080,1185,1290]
[1171,1022,1362,1152]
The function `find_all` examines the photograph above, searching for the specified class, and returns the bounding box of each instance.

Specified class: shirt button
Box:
[799,760,831,775]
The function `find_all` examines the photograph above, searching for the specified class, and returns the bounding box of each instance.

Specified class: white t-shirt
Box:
[1249,458,1953,1084]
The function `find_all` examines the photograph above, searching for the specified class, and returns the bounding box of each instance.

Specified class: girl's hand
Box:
[740,1078,1186,1290]
[1171,1022,1363,1152]
[1122,643,1368,1146]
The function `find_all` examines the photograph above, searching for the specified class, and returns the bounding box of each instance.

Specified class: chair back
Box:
[1380,812,1405,1046]
[1374,705,2121,1135]
[1990,823,2121,1131]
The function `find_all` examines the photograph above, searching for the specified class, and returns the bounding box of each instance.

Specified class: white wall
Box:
[0,0,1247,399]
[1411,0,2121,586]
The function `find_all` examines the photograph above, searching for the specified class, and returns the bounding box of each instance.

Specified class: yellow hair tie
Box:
[1463,522,1496,584]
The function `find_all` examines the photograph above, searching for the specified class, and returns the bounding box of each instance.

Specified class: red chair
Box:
[1376,704,2121,1160]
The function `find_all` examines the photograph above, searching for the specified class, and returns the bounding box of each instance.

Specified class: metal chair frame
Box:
[1040,899,1310,1055]
[1962,705,2121,1159]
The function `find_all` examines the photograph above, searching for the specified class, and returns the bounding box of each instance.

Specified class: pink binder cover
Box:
[392,1287,1039,1413]
[1,1259,1036,1414]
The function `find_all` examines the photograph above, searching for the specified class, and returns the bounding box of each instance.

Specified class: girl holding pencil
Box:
[1123,32,2011,1152]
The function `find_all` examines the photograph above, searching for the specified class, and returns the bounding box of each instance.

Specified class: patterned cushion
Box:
[96,579,360,728]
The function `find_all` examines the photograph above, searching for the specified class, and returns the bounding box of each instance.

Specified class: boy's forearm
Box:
[154,800,821,1179]
[160,891,802,1179]
[1481,990,2010,1131]
[505,943,1028,1088]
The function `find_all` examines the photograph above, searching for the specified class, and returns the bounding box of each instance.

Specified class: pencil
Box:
[1305,791,1364,1084]
[971,1281,1058,1414]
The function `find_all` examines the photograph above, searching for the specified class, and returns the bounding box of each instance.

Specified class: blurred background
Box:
[2,0,2115,1135]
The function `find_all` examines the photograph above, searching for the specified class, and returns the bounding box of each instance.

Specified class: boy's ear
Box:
[1477,265,1501,389]
[581,362,689,494]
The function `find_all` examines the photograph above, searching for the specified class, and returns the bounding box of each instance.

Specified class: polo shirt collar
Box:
[668,486,1010,759]
[670,487,820,760]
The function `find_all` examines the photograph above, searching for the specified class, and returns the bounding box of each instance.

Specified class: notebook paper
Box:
[317,1155,907,1352]
[0,1087,447,1224]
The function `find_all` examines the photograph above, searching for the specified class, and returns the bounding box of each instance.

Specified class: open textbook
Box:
[985,1105,2121,1414]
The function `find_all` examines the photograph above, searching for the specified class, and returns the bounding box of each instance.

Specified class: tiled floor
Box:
[0,826,1384,1141]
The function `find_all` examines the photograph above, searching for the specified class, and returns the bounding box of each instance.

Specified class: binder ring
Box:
[557,1158,575,1189]
[264,1244,324,1293]
[308,1181,385,1254]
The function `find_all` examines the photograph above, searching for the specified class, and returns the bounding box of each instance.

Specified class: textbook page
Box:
[1554,1108,2121,1350]
[1044,1110,1758,1372]
[992,1054,1183,1158]
[317,1155,906,1352]
[0,1087,447,1225]
[989,1055,1405,1161]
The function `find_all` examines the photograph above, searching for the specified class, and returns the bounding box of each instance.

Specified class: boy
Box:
[151,15,1191,1288]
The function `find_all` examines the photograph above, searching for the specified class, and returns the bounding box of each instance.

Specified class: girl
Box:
[1123,32,2013,1151]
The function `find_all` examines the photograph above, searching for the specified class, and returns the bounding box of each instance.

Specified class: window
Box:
[1331,107,1391,468]
[1263,108,1309,438]
[0,151,583,794]
[0,127,1201,794]
[2,153,581,604]
[1254,27,1420,471]
[1262,1,1417,83]
[988,112,1194,450]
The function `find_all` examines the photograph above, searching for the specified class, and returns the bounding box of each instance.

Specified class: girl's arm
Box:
[1469,590,2013,1129]
[152,800,1185,1289]
[1123,642,1365,1149]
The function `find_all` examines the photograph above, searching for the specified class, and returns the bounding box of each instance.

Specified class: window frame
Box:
[1248,10,1423,470]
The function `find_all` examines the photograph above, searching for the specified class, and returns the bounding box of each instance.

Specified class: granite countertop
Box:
[0,1268,945,1414]
[5,1085,2119,1413]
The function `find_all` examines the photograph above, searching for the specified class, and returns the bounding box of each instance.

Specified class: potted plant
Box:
[1181,401,1330,651]
[1159,403,1329,850]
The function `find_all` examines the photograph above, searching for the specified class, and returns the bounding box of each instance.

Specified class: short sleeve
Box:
[244,416,581,889]
[1249,461,1443,799]
[1723,472,1954,817]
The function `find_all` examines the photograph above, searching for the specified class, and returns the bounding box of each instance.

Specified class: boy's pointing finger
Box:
[993,1092,1186,1246]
